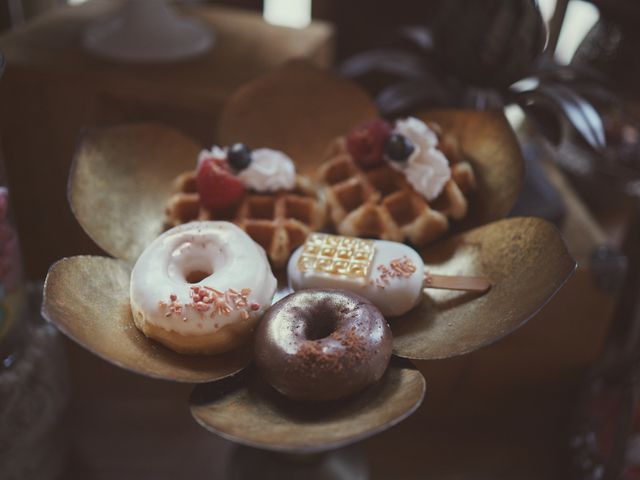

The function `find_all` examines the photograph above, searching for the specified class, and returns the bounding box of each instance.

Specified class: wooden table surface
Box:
[59,337,572,480]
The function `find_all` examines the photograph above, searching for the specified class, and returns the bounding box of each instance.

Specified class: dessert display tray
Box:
[42,62,576,453]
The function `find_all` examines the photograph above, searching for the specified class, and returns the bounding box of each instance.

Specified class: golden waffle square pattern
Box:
[297,233,375,282]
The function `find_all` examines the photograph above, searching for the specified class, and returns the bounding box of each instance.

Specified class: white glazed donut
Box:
[130,221,277,354]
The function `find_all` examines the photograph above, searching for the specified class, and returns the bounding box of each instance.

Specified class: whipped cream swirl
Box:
[238,148,296,192]
[197,146,227,167]
[391,117,451,201]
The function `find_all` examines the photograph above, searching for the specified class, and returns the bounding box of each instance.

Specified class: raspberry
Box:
[196,158,245,212]
[346,119,392,169]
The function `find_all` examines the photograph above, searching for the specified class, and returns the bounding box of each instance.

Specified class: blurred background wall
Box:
[0,0,601,64]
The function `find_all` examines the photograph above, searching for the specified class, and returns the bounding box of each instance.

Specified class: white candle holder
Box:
[82,0,213,62]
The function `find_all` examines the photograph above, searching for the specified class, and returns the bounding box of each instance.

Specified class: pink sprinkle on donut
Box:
[161,286,257,319]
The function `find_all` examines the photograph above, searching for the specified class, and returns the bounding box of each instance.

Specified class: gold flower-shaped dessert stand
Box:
[42,62,575,468]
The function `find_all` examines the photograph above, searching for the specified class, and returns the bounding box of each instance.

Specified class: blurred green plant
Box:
[340,0,610,153]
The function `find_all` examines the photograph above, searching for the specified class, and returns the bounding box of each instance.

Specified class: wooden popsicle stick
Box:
[423,273,492,293]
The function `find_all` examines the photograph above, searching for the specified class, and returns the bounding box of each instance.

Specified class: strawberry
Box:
[196,158,245,212]
[346,118,392,169]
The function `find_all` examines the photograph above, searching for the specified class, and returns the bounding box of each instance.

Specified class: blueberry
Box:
[384,134,414,163]
[227,143,252,171]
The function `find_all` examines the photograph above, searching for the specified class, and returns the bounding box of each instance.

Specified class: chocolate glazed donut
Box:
[254,289,393,402]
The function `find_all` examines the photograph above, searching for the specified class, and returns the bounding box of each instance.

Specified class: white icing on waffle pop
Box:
[287,233,425,317]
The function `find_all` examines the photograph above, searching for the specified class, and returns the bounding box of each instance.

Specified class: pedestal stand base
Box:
[227,444,369,480]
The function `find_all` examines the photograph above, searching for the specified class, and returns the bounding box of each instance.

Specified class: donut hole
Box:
[304,304,340,340]
[185,268,212,284]
[175,250,216,284]
[305,319,337,340]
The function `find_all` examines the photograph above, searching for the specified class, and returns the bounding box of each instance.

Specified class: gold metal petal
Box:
[418,109,525,227]
[42,256,251,383]
[190,358,425,453]
[393,217,576,360]
[69,123,201,263]
[217,61,378,175]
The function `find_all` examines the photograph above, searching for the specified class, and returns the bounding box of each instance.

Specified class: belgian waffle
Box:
[319,127,476,247]
[165,173,327,268]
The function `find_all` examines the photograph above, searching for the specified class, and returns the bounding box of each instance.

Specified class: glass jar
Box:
[0,54,69,480]
[0,58,27,368]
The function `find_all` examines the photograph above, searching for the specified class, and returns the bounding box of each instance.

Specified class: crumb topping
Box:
[373,256,417,288]
[287,327,368,377]
[158,286,257,322]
